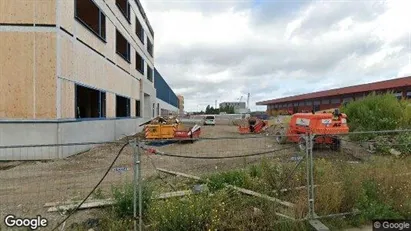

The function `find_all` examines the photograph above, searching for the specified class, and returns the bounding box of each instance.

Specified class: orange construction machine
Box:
[275,109,349,151]
[238,117,268,134]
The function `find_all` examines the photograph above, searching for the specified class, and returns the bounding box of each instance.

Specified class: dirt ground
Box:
[0,124,363,230]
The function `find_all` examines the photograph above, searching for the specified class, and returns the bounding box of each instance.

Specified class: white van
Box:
[203,115,216,126]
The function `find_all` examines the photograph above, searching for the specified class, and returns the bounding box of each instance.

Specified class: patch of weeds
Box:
[356,179,403,222]
[92,188,105,199]
[147,191,227,231]
[206,169,249,191]
[111,181,153,218]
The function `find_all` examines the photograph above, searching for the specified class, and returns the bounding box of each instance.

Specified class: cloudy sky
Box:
[141,0,411,112]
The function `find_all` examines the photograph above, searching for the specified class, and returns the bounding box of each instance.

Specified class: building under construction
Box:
[0,0,177,160]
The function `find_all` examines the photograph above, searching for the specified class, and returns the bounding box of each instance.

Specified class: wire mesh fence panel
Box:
[1,125,410,231]
[0,141,135,230]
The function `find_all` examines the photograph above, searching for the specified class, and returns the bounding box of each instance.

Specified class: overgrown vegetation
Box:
[89,156,408,231]
[340,92,411,155]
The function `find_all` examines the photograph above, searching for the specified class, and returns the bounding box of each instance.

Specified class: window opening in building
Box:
[147,64,153,82]
[314,100,321,105]
[147,37,153,57]
[116,30,130,62]
[75,0,106,40]
[135,100,141,117]
[306,101,312,106]
[75,85,106,119]
[322,99,330,104]
[407,91,411,99]
[299,102,304,106]
[135,17,144,44]
[331,98,340,104]
[136,52,144,74]
[116,0,130,22]
[157,103,160,116]
[394,91,403,100]
[116,95,130,117]
[152,103,155,117]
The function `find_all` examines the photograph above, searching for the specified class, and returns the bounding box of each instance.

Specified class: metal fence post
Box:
[138,137,143,231]
[305,132,317,219]
[132,138,138,231]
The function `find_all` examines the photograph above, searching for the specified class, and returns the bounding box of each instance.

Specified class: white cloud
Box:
[142,0,411,112]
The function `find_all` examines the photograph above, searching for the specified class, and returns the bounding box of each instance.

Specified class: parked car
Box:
[203,115,216,126]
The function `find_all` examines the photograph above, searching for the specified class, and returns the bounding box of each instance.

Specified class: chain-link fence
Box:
[1,127,410,231]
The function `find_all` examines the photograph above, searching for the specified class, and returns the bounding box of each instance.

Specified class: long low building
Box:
[154,68,179,116]
[257,76,411,115]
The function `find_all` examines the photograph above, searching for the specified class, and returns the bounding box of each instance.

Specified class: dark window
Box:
[135,100,141,117]
[147,64,153,82]
[299,102,304,106]
[75,85,106,119]
[394,91,403,100]
[135,17,144,44]
[152,103,155,117]
[331,98,340,104]
[157,103,160,116]
[293,102,298,106]
[306,101,312,106]
[314,100,321,105]
[274,104,278,108]
[116,0,130,22]
[407,91,411,99]
[322,99,330,104]
[75,0,106,40]
[343,97,353,103]
[116,95,130,117]
[116,30,130,62]
[147,37,153,57]
[136,52,144,74]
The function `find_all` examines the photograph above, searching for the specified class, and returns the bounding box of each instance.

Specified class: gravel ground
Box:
[0,123,364,230]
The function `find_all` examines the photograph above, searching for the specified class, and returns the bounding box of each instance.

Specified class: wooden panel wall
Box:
[35,32,56,119]
[0,0,56,24]
[0,32,34,119]
[60,79,75,119]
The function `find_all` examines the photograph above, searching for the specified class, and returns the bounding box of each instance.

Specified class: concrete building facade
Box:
[154,68,179,116]
[257,76,411,115]
[219,102,247,113]
[0,0,158,160]
[178,95,184,115]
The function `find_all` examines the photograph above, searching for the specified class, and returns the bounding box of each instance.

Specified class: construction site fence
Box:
[0,129,411,230]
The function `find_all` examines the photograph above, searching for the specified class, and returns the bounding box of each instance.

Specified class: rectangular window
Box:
[152,103,155,117]
[157,103,160,116]
[147,64,153,82]
[274,104,278,109]
[287,103,292,107]
[116,0,130,22]
[116,95,130,117]
[75,0,106,40]
[135,17,144,44]
[314,100,320,105]
[135,100,141,117]
[299,102,304,106]
[75,85,106,119]
[321,99,330,104]
[147,37,153,57]
[394,91,403,100]
[331,98,340,104]
[407,91,411,99]
[116,30,130,62]
[306,101,312,106]
[136,52,144,74]
[343,97,353,103]
[293,102,298,106]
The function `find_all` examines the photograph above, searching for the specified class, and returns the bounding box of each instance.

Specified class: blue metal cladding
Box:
[154,68,179,108]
